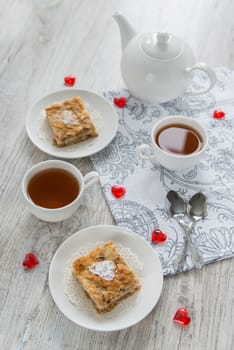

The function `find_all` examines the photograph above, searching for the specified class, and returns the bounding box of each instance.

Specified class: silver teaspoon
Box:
[167,190,204,271]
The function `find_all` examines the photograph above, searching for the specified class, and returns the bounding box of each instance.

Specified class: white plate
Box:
[49,225,163,331]
[26,89,118,158]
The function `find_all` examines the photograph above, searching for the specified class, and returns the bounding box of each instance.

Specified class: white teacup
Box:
[22,160,99,222]
[136,115,209,171]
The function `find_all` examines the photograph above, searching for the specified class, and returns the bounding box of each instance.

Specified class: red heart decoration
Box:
[173,308,191,326]
[151,229,167,244]
[111,185,126,199]
[22,253,39,269]
[113,97,127,108]
[213,109,225,119]
[64,75,76,87]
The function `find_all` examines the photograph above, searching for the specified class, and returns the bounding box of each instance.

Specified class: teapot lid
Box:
[141,32,182,59]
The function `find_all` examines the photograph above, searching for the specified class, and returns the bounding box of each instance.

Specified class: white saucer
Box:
[49,225,163,331]
[26,89,118,159]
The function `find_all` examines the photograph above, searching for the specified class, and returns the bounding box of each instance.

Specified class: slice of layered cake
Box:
[45,97,98,147]
[72,241,141,313]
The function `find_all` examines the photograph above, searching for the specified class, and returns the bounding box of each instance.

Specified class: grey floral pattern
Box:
[108,199,159,240]
[92,132,138,183]
[91,67,234,275]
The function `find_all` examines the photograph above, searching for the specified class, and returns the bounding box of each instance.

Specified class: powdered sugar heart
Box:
[88,260,116,281]
[173,308,191,326]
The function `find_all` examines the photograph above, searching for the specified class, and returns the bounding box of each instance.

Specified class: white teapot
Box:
[113,12,216,104]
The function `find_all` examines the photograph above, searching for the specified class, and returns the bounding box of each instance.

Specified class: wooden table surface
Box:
[1,1,234,349]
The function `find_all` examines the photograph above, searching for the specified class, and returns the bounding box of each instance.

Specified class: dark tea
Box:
[155,123,203,155]
[27,168,79,209]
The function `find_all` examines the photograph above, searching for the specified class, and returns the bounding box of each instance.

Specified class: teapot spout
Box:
[113,11,136,51]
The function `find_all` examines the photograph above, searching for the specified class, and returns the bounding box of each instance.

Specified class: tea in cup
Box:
[22,160,99,222]
[136,115,208,171]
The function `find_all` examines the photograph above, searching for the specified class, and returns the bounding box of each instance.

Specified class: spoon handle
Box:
[173,219,202,271]
[171,218,187,271]
[184,224,203,269]
[173,235,187,272]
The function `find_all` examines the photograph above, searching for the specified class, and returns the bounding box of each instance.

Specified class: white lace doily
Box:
[64,241,143,318]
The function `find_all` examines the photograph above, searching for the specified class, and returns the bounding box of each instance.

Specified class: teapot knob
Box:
[157,32,170,44]
[141,31,181,59]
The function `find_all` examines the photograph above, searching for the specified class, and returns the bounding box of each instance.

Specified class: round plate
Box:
[49,225,163,331]
[26,89,118,159]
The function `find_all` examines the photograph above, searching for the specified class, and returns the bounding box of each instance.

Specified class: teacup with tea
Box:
[22,160,99,222]
[136,115,208,171]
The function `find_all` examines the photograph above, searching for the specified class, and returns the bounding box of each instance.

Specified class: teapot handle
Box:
[184,63,216,96]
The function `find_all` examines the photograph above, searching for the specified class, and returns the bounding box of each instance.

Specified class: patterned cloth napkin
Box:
[91,67,234,275]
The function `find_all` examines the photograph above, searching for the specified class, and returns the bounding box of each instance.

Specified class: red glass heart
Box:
[213,109,225,119]
[113,97,127,108]
[173,308,191,326]
[151,229,167,244]
[22,253,39,269]
[64,76,76,87]
[111,185,126,199]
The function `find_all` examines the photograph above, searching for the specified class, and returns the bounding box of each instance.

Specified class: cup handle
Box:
[184,62,217,95]
[136,144,156,160]
[83,171,99,189]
